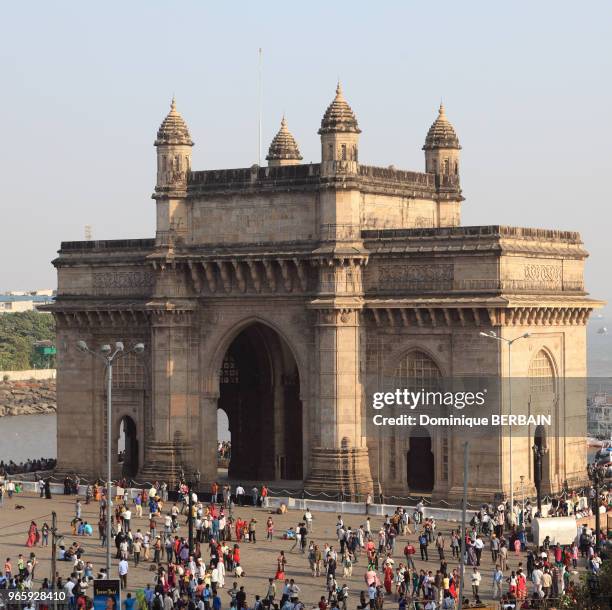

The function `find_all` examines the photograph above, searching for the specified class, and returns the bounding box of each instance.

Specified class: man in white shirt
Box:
[235,485,245,506]
[470,568,481,602]
[532,565,543,597]
[64,577,75,601]
[304,509,313,532]
[123,509,132,532]
[473,536,484,566]
[118,558,129,588]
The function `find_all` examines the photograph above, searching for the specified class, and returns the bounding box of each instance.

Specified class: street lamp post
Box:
[77,340,145,575]
[519,475,525,526]
[480,330,530,518]
[587,462,605,549]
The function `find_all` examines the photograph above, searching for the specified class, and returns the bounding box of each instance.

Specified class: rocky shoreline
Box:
[0,379,56,417]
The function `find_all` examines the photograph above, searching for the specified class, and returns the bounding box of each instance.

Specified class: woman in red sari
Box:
[26,521,38,547]
[383,564,393,594]
[516,570,527,601]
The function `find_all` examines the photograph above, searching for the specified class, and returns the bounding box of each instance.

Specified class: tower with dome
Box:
[45,84,600,501]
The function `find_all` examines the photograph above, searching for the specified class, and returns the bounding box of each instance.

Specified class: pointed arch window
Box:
[528,350,555,395]
[394,349,441,391]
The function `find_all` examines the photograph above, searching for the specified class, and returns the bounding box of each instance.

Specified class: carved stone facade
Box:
[44,90,602,500]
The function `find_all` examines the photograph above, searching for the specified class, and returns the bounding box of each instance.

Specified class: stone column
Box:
[305,308,373,497]
[198,392,219,486]
[141,309,197,483]
[54,319,100,479]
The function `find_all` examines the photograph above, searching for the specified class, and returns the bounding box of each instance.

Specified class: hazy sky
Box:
[1,1,611,308]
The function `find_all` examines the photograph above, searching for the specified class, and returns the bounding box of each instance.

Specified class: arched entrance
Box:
[118,416,138,478]
[407,427,434,492]
[217,323,302,481]
[395,350,441,494]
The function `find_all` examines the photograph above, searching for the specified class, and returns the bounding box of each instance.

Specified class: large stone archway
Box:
[217,323,302,481]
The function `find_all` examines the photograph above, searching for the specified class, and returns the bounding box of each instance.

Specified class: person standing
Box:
[118,557,129,589]
[39,478,45,498]
[435,532,445,560]
[418,531,429,562]
[403,541,416,570]
[132,538,141,567]
[248,519,257,544]
[235,485,245,507]
[470,567,481,602]
[304,508,313,532]
[261,485,269,508]
[492,565,503,600]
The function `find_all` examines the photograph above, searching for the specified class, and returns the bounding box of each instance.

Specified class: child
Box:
[342,554,352,577]
[234,563,246,578]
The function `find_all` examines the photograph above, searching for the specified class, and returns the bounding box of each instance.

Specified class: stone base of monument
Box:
[140,439,194,485]
[304,445,373,499]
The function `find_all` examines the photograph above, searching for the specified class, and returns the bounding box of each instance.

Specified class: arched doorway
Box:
[118,416,138,478]
[217,408,231,473]
[529,350,555,491]
[217,323,302,481]
[395,350,441,492]
[407,427,434,492]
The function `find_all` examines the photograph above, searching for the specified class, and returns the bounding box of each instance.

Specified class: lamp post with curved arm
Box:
[76,340,145,575]
[480,330,530,517]
[587,462,606,550]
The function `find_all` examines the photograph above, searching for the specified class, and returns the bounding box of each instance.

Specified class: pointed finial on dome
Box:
[423,102,460,151]
[266,115,302,166]
[319,81,360,134]
[155,96,193,147]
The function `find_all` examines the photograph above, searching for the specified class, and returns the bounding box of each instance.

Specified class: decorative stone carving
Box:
[93,271,155,295]
[378,263,453,289]
[523,264,562,285]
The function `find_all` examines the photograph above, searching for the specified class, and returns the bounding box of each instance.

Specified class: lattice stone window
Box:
[112,351,145,389]
[220,355,239,384]
[394,349,441,390]
[528,350,555,395]
[441,436,449,481]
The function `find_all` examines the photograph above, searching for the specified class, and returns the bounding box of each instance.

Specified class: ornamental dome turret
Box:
[155,97,194,147]
[318,82,361,134]
[423,103,460,150]
[266,116,302,166]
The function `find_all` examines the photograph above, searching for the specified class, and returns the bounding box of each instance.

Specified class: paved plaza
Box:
[0,489,590,608]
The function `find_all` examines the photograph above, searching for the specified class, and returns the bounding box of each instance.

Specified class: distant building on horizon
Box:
[0,294,55,313]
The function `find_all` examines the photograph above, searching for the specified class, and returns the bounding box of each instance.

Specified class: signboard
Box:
[93,579,121,610]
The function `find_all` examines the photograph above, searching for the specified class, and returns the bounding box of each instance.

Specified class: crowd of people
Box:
[0,457,56,476]
[0,479,609,610]
[218,443,232,463]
